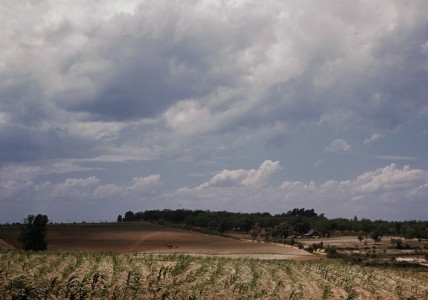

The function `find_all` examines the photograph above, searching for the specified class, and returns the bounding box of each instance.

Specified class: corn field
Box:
[0,250,427,299]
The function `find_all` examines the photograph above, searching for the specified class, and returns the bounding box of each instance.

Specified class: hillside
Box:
[0,221,312,259]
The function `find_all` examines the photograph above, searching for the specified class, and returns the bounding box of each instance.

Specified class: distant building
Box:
[304,230,320,238]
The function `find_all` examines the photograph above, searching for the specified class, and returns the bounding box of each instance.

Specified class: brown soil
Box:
[0,222,314,260]
[0,239,15,250]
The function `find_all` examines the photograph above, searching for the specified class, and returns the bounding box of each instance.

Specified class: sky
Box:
[1,0,428,223]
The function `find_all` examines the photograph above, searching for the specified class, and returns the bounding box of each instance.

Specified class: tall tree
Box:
[357,231,364,243]
[370,230,382,245]
[19,214,49,251]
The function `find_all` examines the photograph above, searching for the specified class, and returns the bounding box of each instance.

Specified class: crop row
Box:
[1,250,427,299]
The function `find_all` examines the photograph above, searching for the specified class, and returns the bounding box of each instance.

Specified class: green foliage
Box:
[308,242,324,253]
[357,231,364,242]
[391,238,403,249]
[18,214,49,251]
[119,208,428,240]
[370,230,382,244]
[326,246,339,258]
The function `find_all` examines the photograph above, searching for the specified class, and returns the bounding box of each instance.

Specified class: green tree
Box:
[357,230,364,243]
[370,230,382,244]
[326,246,338,258]
[272,221,289,238]
[390,238,403,249]
[19,214,49,251]
[402,225,416,240]
[124,211,135,222]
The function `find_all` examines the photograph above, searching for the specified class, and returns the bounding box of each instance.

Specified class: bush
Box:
[326,246,338,258]
[390,238,403,249]
[19,214,49,251]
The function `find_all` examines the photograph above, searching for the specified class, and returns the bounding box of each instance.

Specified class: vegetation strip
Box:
[1,250,428,299]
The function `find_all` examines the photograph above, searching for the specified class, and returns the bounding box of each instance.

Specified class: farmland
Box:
[0,221,312,259]
[1,221,428,299]
[1,250,428,299]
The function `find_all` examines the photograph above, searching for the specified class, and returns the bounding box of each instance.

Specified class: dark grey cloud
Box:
[0,77,48,128]
[54,5,244,121]
[0,125,99,163]
[1,0,428,222]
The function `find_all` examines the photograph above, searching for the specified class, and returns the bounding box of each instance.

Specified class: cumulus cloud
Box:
[1,1,428,222]
[175,163,428,220]
[0,172,165,222]
[280,164,427,200]
[196,160,281,189]
[2,0,428,164]
[281,164,428,220]
[324,139,351,153]
[51,177,101,199]
[66,121,126,140]
[364,133,384,145]
[1,161,427,221]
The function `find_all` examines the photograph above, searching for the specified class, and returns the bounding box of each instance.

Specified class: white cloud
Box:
[1,161,427,221]
[280,164,428,218]
[2,0,428,162]
[313,160,323,168]
[0,172,165,221]
[81,145,163,163]
[373,155,417,161]
[364,133,384,144]
[52,176,100,199]
[129,174,163,194]
[66,121,125,140]
[421,41,428,55]
[0,112,8,124]
[0,161,95,182]
[164,100,212,134]
[353,164,425,194]
[84,174,164,199]
[1,1,428,222]
[197,160,281,189]
[325,139,351,153]
[175,163,428,220]
[319,111,354,127]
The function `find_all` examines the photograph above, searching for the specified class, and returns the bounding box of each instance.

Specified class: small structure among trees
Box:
[304,229,320,238]
[19,214,49,251]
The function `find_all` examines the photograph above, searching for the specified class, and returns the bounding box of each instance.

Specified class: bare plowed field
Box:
[0,222,312,259]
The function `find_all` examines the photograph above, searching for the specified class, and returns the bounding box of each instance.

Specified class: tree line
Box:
[118,208,428,240]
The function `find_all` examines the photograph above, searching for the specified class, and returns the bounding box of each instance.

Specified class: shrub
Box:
[326,246,338,258]
[19,214,49,251]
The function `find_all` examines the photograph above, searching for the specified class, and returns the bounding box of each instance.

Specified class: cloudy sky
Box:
[1,0,428,223]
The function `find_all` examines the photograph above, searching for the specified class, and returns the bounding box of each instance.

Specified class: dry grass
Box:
[1,223,428,299]
[1,250,427,299]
